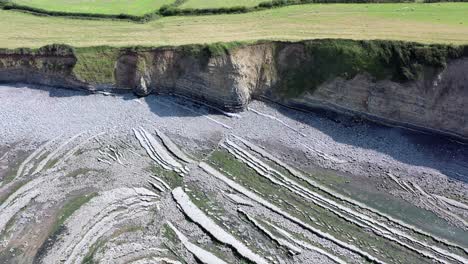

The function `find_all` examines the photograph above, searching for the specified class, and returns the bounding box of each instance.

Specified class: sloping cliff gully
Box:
[0,40,466,140]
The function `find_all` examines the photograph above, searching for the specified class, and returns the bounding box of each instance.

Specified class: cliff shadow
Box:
[1,83,136,100]
[265,101,468,184]
[2,83,225,119]
[1,83,90,98]
[143,94,231,119]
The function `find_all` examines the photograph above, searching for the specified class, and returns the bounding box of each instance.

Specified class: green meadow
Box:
[180,0,267,9]
[10,0,174,15]
[1,3,468,48]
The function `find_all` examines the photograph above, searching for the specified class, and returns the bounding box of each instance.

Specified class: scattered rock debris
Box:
[0,85,467,263]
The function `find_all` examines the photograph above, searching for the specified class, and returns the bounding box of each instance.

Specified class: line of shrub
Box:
[0,43,75,56]
[159,0,466,17]
[3,0,466,23]
[0,1,154,22]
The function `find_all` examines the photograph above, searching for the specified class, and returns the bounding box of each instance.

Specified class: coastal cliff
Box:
[0,40,467,140]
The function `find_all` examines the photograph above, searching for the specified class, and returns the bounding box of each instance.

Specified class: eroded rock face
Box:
[0,40,467,140]
[115,54,138,91]
[0,53,86,89]
[289,59,468,139]
[130,47,266,111]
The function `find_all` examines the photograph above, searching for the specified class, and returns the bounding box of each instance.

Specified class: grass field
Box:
[180,0,266,9]
[11,0,175,15]
[1,3,468,48]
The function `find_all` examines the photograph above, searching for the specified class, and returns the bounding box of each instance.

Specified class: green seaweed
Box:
[51,192,98,236]
[207,149,435,263]
[82,239,106,264]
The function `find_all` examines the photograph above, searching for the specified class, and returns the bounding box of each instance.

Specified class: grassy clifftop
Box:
[71,42,250,84]
[1,3,468,48]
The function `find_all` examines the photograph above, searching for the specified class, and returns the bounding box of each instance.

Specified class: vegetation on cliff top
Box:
[0,44,74,56]
[1,3,468,49]
[71,43,250,84]
[177,41,247,57]
[72,46,121,84]
[274,39,468,97]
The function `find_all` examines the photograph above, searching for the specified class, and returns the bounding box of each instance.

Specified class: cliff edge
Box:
[0,40,467,140]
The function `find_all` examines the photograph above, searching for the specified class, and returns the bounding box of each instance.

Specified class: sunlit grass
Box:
[11,0,175,15]
[1,3,468,48]
[180,0,266,9]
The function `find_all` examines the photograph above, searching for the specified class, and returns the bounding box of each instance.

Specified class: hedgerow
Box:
[0,2,148,21]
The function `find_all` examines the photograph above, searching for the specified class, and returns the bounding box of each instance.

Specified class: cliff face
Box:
[114,44,275,111]
[0,40,467,140]
[0,49,85,89]
[291,64,468,139]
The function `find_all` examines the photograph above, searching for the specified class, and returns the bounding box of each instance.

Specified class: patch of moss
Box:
[34,192,98,263]
[162,223,178,244]
[72,46,121,84]
[43,158,59,171]
[149,165,183,189]
[50,192,98,236]
[0,246,24,264]
[185,183,226,216]
[110,225,143,239]
[82,239,105,264]
[135,55,147,75]
[207,149,433,263]
[1,160,22,186]
[65,168,94,178]
[0,180,28,205]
